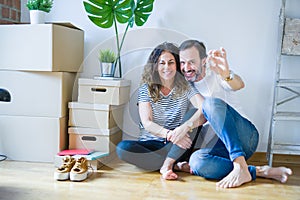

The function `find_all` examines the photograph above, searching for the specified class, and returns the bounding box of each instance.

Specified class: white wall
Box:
[21,0,300,152]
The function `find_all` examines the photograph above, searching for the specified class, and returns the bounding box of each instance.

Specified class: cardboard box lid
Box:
[11,22,83,31]
[6,22,83,31]
[68,102,124,111]
[79,78,131,87]
[49,22,83,30]
[68,126,120,136]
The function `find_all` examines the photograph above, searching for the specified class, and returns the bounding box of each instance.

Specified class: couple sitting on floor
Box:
[116,40,292,189]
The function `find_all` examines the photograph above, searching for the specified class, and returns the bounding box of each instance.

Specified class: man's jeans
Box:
[189,97,259,180]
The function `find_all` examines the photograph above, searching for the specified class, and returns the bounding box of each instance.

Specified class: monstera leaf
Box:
[133,0,154,26]
[83,0,155,77]
[84,0,154,28]
[83,0,133,28]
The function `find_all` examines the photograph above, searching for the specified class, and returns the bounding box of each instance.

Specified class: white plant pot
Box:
[29,10,46,24]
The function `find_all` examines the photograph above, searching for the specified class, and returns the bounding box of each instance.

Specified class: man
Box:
[177,39,292,188]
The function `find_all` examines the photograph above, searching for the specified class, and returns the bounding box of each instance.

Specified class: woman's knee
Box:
[116,140,131,159]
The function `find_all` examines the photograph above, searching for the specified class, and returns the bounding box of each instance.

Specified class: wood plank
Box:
[0,155,299,200]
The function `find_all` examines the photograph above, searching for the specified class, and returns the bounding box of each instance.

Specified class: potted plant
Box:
[26,0,53,24]
[99,49,117,78]
[83,0,155,78]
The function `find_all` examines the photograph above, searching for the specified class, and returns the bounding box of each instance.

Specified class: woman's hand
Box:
[168,128,192,149]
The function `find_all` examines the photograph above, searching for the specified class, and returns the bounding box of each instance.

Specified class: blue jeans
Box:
[189,97,259,180]
[116,140,171,170]
[116,109,200,171]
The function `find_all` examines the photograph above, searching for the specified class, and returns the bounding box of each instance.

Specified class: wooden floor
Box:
[0,157,300,200]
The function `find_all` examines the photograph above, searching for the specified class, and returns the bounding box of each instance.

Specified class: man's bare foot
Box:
[256,165,292,183]
[174,161,191,173]
[216,156,252,188]
[160,157,178,180]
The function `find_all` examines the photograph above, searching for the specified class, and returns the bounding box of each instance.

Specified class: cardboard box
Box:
[78,78,131,105]
[68,102,124,129]
[282,18,300,55]
[0,23,84,72]
[0,71,76,117]
[0,115,67,162]
[68,127,122,153]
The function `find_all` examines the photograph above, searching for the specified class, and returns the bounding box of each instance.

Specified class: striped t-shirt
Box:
[138,83,199,142]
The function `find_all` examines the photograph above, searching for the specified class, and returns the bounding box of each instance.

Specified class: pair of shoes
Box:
[54,156,88,182]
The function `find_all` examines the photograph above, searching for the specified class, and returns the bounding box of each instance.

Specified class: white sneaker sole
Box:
[54,172,69,181]
[70,171,88,182]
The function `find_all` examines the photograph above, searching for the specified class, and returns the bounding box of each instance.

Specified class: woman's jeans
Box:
[189,97,259,180]
[116,109,200,171]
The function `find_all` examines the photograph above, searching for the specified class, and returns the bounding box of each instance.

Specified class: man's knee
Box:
[202,97,227,119]
[203,97,226,111]
[189,150,211,177]
[189,150,227,179]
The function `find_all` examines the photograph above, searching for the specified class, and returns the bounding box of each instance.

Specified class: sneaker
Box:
[54,156,76,181]
[70,157,88,182]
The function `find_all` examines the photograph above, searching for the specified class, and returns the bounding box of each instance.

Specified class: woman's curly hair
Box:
[140,42,190,102]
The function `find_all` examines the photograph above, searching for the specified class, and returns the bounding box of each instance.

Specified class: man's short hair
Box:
[179,40,207,59]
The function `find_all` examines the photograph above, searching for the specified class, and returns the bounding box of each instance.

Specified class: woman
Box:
[116,42,206,179]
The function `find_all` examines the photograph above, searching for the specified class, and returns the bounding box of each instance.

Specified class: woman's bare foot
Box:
[160,157,178,180]
[174,161,191,173]
[216,156,252,188]
[161,170,178,180]
[256,165,292,183]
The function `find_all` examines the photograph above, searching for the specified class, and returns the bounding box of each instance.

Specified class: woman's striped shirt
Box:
[138,83,199,142]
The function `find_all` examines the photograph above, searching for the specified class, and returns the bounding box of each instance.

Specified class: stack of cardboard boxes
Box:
[66,78,131,169]
[0,23,84,162]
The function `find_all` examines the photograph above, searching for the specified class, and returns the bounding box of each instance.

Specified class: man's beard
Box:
[184,68,202,82]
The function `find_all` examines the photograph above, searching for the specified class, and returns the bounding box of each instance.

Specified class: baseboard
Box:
[248,152,300,165]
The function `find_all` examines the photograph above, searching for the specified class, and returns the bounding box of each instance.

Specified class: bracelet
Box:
[164,130,171,144]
